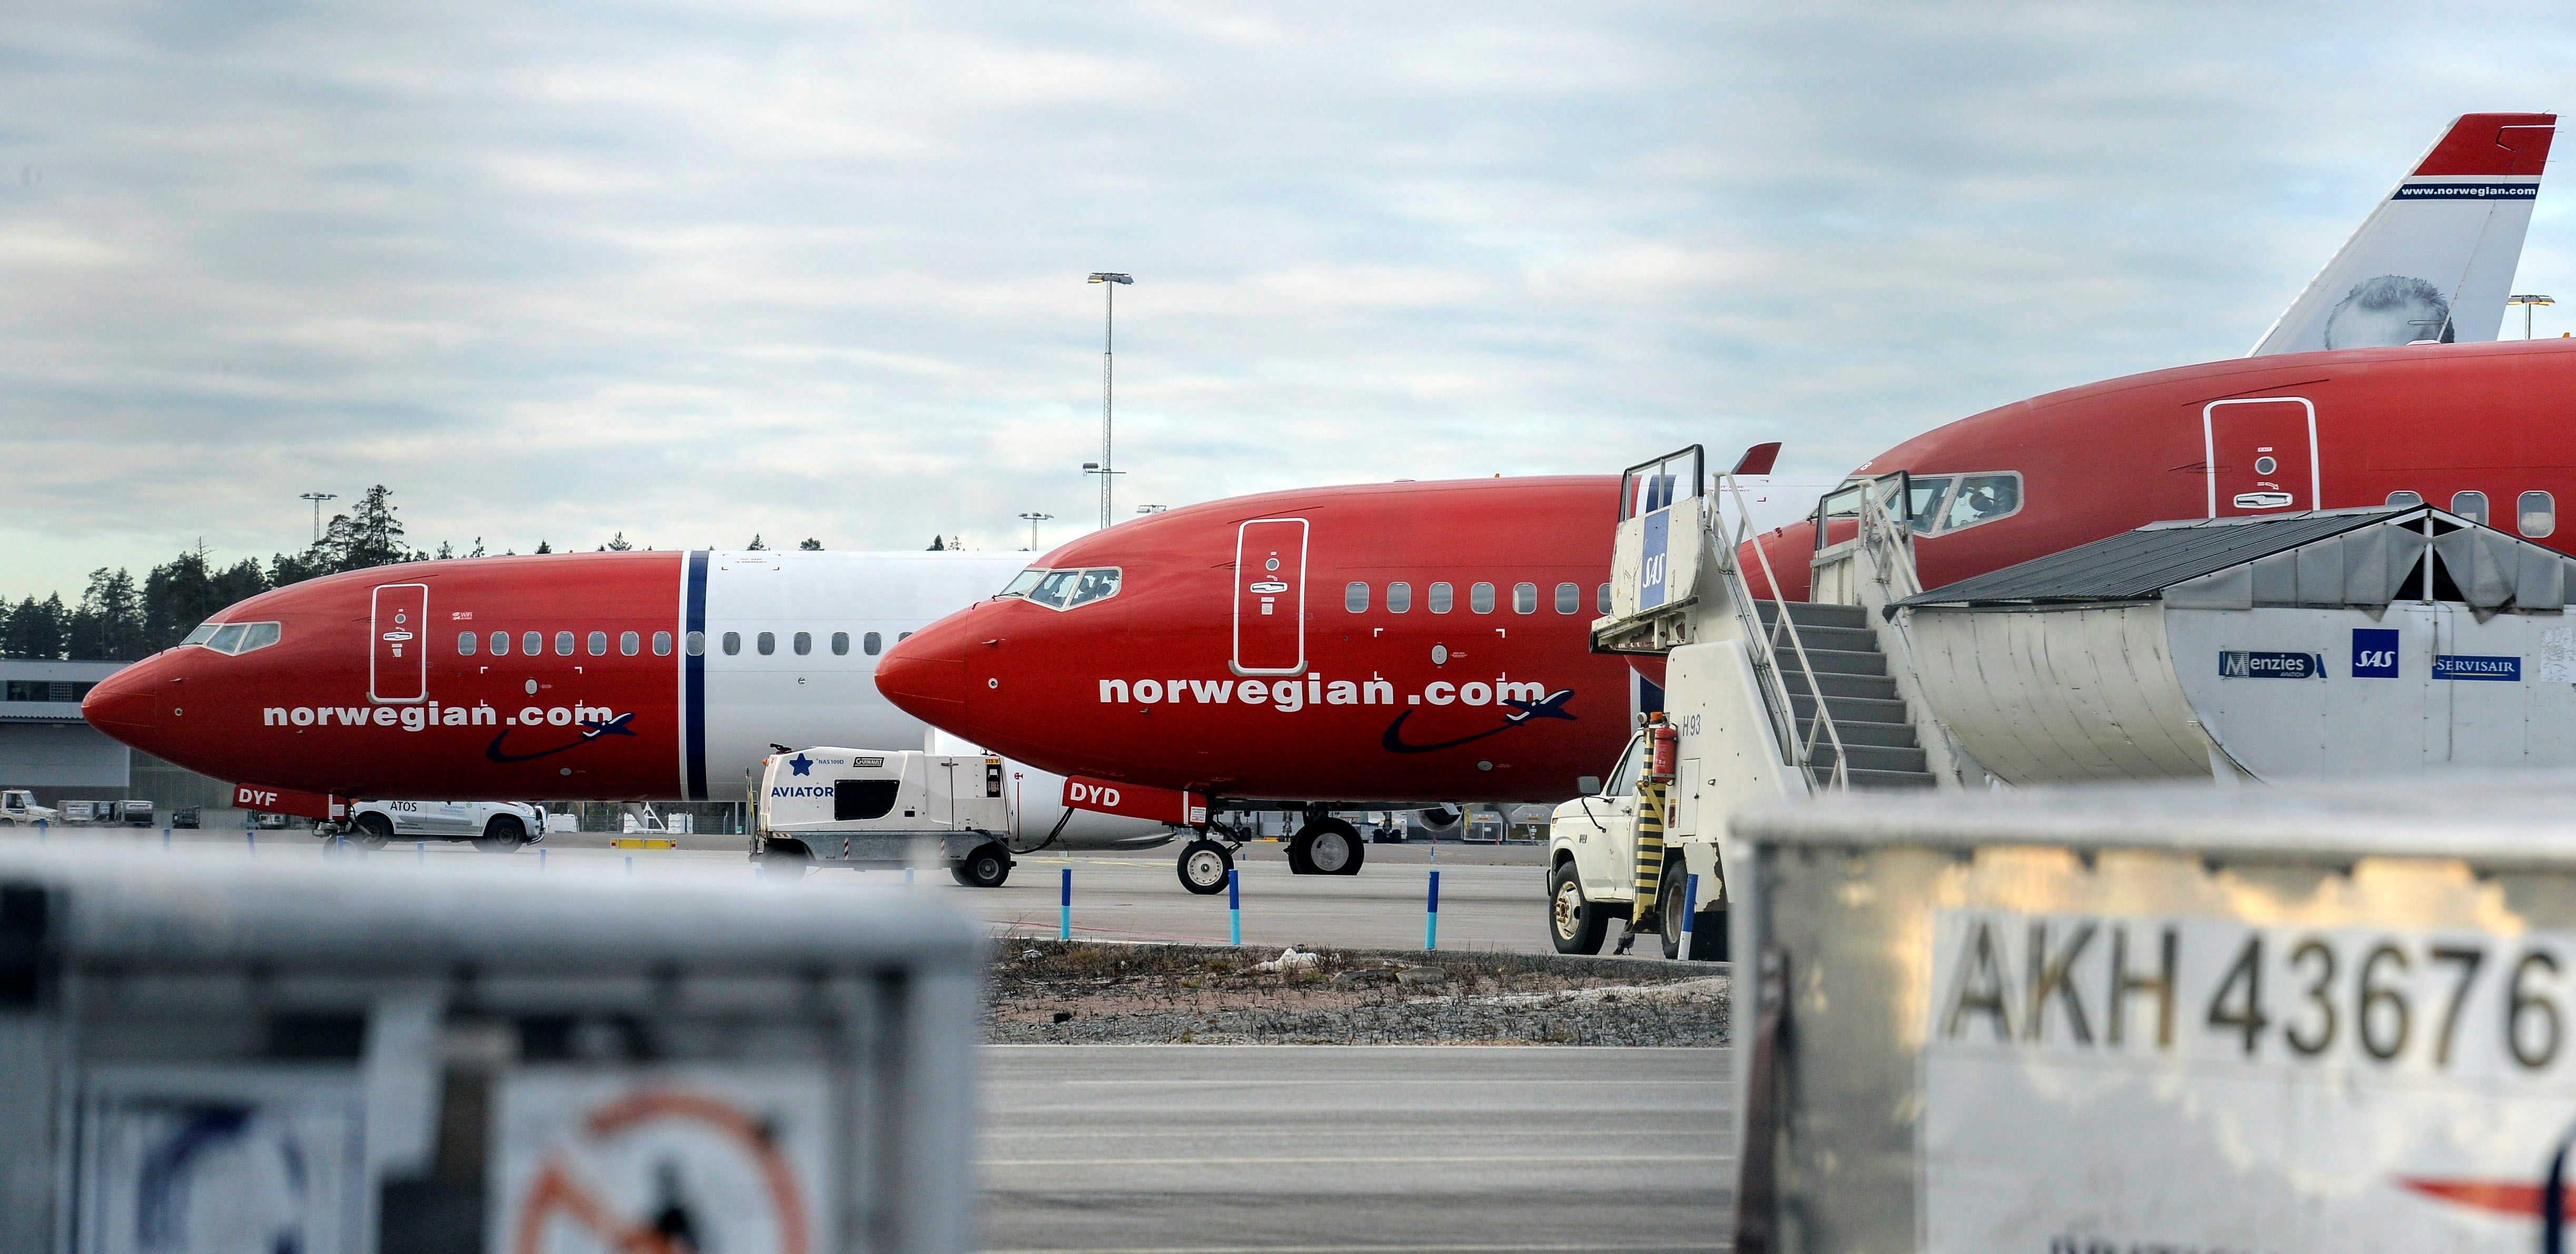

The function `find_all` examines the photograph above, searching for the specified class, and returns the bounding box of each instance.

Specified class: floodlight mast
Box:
[1086,272,1133,530]
[1017,512,1053,551]
[2510,294,2557,340]
[299,492,337,544]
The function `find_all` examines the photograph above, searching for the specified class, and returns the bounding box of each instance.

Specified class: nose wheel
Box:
[1177,838,1235,894]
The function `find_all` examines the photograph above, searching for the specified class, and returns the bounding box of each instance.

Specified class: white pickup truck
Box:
[751,748,1017,886]
[0,790,57,827]
[338,800,547,852]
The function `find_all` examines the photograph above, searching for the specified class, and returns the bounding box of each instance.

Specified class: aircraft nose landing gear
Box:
[1177,838,1235,894]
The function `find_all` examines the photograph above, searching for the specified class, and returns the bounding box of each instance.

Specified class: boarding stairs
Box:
[1756,600,1935,789]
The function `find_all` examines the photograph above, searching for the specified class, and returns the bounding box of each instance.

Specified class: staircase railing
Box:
[1715,473,1850,791]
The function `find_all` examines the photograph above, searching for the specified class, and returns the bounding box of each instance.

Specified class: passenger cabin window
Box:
[1514,582,1537,614]
[792,631,811,656]
[1345,581,1369,612]
[757,631,776,655]
[458,631,478,656]
[863,632,882,655]
[1470,582,1495,613]
[587,631,607,656]
[1555,582,1580,614]
[686,631,706,656]
[523,631,541,656]
[2453,491,2490,526]
[1387,582,1412,613]
[554,631,574,656]
[1429,582,1454,613]
[898,631,913,641]
[653,631,673,656]
[834,779,900,821]
[2386,490,2423,506]
[490,631,510,656]
[1597,584,1611,615]
[620,631,639,656]
[831,631,848,655]
[2523,492,2556,538]
[721,632,740,655]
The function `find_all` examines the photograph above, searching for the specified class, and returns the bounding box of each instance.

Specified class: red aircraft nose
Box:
[875,612,976,732]
[81,653,175,740]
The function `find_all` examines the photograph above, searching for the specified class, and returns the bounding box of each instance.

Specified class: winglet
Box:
[1731,442,1782,477]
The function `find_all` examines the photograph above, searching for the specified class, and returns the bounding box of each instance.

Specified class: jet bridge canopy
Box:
[1888,505,2576,784]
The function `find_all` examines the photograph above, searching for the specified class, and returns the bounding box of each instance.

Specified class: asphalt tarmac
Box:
[140,827,1603,958]
[977,1045,1734,1253]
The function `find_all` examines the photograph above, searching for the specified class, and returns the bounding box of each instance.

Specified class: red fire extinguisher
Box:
[1648,713,1677,781]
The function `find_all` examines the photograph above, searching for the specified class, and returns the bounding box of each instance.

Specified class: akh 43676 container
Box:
[1727,775,2576,1253]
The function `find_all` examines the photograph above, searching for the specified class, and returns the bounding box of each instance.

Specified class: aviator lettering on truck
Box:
[1921,910,2576,1249]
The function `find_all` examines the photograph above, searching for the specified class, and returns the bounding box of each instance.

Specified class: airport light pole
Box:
[1086,272,1133,529]
[2511,294,2557,340]
[299,492,337,544]
[1018,512,1053,551]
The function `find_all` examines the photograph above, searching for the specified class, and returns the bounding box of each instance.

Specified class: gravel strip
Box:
[985,939,1730,1046]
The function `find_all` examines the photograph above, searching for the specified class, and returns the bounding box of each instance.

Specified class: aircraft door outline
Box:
[1232,518,1309,676]
[2203,397,2319,517]
[371,582,430,704]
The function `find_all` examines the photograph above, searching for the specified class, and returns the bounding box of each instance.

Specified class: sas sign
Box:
[2219,650,2323,680]
[2352,628,2400,678]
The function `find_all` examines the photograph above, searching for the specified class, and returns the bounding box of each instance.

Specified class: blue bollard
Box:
[1227,867,1242,946]
[35,819,45,843]
[905,865,915,887]
[245,831,255,854]
[1059,867,1073,941]
[1425,869,1441,951]
[1677,872,1701,960]
[625,855,634,878]
[161,827,170,850]
[415,842,425,864]
[538,847,547,871]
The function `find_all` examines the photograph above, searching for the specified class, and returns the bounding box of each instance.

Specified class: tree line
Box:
[0,484,923,662]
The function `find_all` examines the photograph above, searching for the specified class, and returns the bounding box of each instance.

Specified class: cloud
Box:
[0,0,2571,594]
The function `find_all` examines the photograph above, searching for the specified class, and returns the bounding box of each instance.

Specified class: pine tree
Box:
[798,538,823,551]
[534,540,552,554]
[746,534,767,551]
[928,535,945,551]
[604,532,634,552]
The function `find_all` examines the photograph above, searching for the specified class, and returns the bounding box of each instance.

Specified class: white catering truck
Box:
[750,748,1019,887]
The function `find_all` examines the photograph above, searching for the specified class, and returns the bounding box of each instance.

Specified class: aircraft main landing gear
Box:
[1287,817,1365,876]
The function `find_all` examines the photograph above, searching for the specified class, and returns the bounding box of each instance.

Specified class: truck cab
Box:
[0,790,56,826]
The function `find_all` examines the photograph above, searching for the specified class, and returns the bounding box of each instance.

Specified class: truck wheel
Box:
[759,847,812,881]
[1177,839,1233,894]
[1549,862,1609,955]
[953,842,1012,888]
[1655,868,1728,960]
[353,813,394,851]
[473,817,528,853]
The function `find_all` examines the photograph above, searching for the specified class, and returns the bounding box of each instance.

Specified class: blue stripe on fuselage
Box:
[686,550,709,800]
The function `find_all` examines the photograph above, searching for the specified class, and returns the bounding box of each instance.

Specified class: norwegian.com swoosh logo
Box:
[1381,689,1578,754]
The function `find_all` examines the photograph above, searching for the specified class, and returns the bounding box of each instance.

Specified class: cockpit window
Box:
[187,621,282,655]
[1067,568,1121,606]
[1939,473,2022,532]
[1000,568,1123,612]
[1905,476,1954,534]
[1027,570,1082,609]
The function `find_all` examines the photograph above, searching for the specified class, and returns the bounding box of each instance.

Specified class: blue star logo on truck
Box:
[789,753,813,776]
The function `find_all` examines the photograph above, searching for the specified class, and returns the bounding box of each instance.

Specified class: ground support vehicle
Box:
[750,748,1020,887]
[0,789,57,827]
[112,799,153,827]
[328,799,547,852]
[1548,447,1956,959]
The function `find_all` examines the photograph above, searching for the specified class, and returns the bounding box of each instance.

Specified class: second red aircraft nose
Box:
[875,614,975,733]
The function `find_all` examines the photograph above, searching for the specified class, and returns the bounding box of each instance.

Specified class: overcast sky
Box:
[5,1,2571,596]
